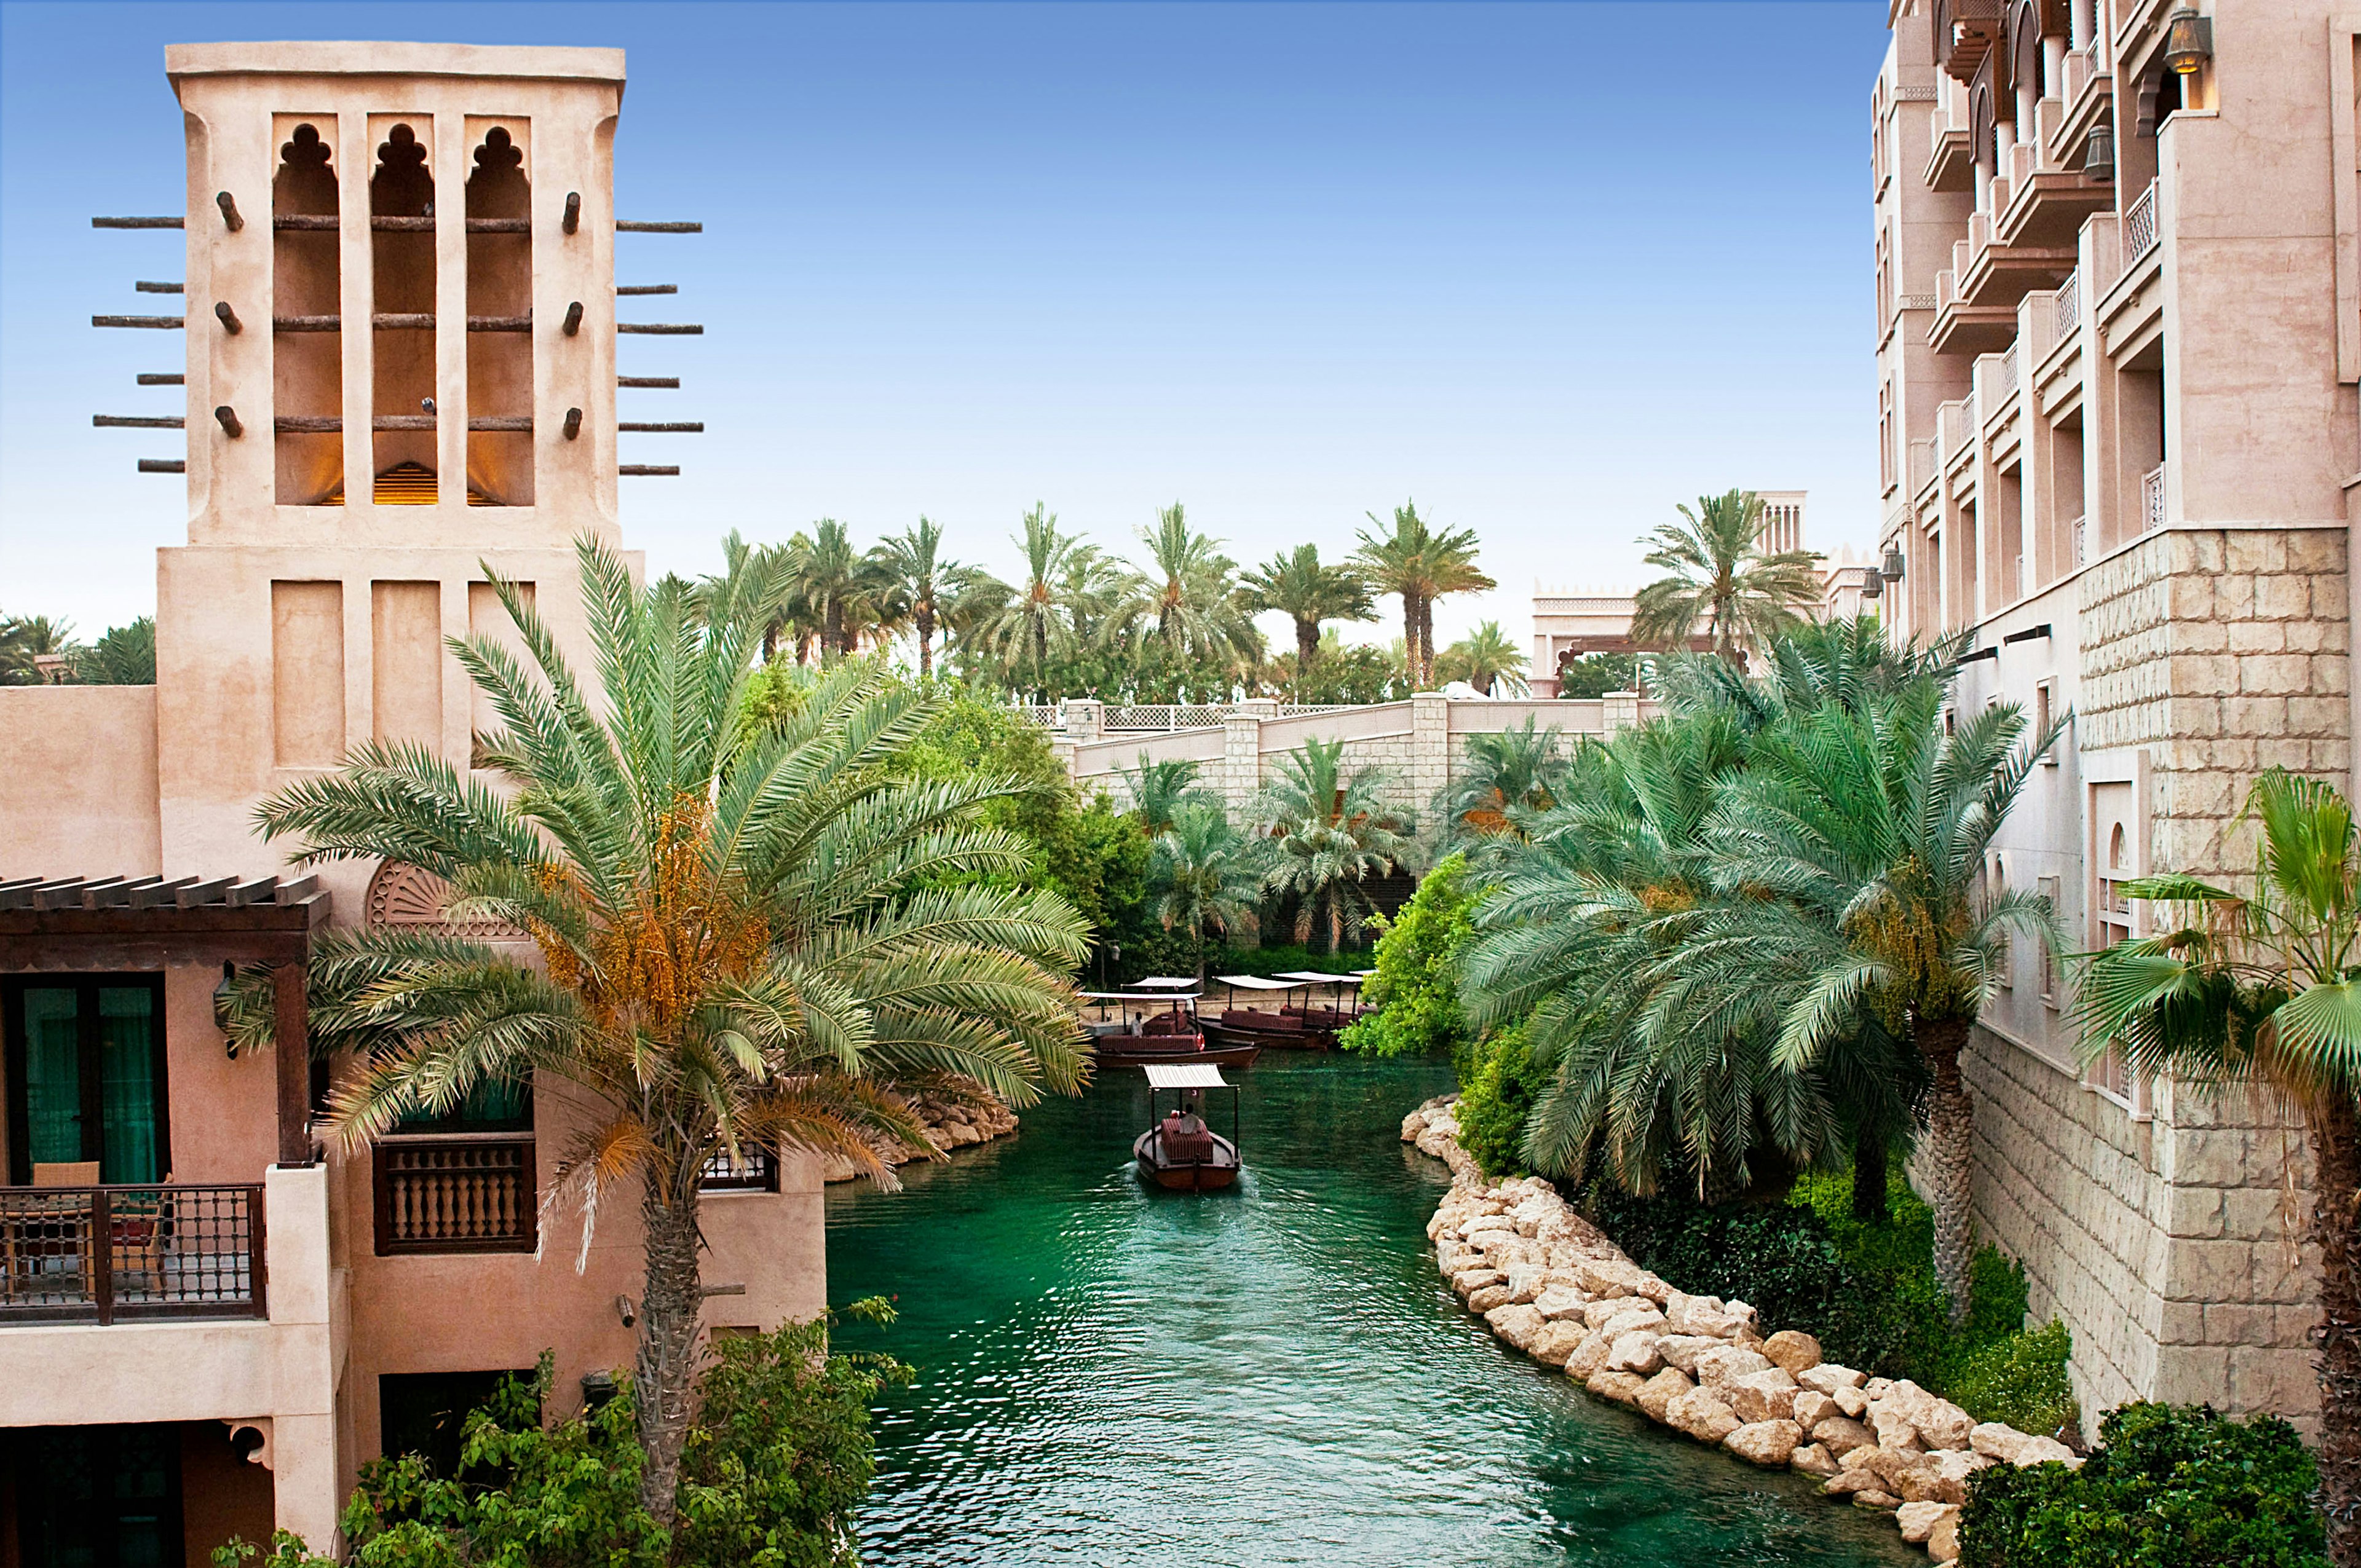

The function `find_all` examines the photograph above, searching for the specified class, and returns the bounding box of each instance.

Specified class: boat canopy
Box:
[1143,1063,1230,1089]
[1214,975,1308,991]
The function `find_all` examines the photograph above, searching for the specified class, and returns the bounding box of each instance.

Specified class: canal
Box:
[827,1052,1915,1567]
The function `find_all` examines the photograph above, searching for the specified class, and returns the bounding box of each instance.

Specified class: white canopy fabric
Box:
[1143,1063,1230,1089]
[1214,975,1309,991]
[1131,977,1200,990]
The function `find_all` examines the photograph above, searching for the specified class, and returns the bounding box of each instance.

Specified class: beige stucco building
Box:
[0,44,825,1556]
[1872,0,2347,1433]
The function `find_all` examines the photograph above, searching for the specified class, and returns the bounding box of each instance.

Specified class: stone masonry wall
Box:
[1960,525,2344,1438]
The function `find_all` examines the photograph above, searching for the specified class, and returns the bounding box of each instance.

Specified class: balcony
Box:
[374,1133,536,1255]
[0,1183,264,1324]
[1994,129,2114,249]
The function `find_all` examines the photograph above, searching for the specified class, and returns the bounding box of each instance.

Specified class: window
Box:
[3,976,168,1184]
[7,1424,181,1568]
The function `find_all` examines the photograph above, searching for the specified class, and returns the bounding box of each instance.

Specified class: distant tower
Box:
[91,43,700,894]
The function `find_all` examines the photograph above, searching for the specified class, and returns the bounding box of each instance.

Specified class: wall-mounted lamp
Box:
[2162,9,2212,77]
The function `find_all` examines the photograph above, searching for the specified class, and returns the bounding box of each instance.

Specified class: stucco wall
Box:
[0,686,161,881]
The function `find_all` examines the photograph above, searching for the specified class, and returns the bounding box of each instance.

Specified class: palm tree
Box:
[0,613,78,685]
[1110,503,1259,680]
[1354,503,1494,688]
[1116,752,1216,835]
[880,516,977,680]
[1249,737,1419,950]
[246,540,1090,1521]
[1150,802,1261,979]
[1240,544,1374,691]
[2073,768,2361,1565]
[1703,681,2062,1317]
[968,505,1099,699]
[1630,489,1825,663]
[1438,717,1568,842]
[1435,621,1529,696]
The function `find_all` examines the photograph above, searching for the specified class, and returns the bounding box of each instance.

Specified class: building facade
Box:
[0,44,825,1558]
[1872,0,2347,1432]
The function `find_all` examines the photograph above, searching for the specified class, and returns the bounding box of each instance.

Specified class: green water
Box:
[827,1054,1913,1567]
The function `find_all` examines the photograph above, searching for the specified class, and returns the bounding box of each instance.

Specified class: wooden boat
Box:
[1134,1063,1241,1192]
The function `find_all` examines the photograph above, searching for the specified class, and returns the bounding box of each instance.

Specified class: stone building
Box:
[1870,0,2346,1432]
[0,44,825,1552]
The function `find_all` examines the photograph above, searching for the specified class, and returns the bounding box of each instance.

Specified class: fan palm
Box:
[1435,620,1529,696]
[1702,682,2062,1318]
[1240,544,1374,690]
[1630,489,1825,663]
[246,540,1090,1521]
[1438,717,1569,844]
[1150,802,1261,980]
[1249,737,1419,950]
[2073,768,2361,1564]
[968,505,1101,699]
[1116,752,1217,835]
[880,516,977,679]
[1110,503,1259,678]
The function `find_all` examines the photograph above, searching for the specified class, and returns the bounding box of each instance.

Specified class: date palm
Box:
[1435,620,1529,696]
[247,540,1090,1523]
[1355,503,1494,688]
[968,505,1098,699]
[1112,503,1259,678]
[1150,802,1261,980]
[2073,768,2361,1565]
[1240,544,1374,691]
[1704,680,2062,1318]
[1249,737,1419,950]
[1630,489,1824,662]
[880,516,977,679]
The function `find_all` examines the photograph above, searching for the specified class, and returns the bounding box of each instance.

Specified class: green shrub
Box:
[1958,1401,2326,1568]
[1943,1318,2077,1438]
[218,1306,908,1568]
[1340,854,1476,1060]
[1455,1022,1545,1178]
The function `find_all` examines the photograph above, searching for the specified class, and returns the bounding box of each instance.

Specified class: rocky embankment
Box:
[820,1085,1019,1183]
[1402,1097,2078,1564]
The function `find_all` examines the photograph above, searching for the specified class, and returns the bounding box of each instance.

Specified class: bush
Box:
[219,1307,908,1568]
[1958,1401,2326,1568]
[1340,854,1477,1060]
[1455,1022,1546,1178]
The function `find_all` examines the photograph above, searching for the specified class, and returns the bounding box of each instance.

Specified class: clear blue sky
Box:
[0,1,1891,655]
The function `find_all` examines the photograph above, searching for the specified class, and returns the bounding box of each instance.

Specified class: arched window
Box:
[371,124,436,501]
[465,124,532,506]
[272,123,339,505]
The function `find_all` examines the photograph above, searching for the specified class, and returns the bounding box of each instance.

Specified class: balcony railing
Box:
[374,1134,536,1255]
[2051,271,2079,349]
[2142,463,2167,534]
[0,1183,264,1325]
[2124,179,2159,261]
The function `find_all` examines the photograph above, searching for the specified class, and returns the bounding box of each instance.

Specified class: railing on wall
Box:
[0,1183,265,1324]
[374,1133,536,1255]
[2142,462,2167,534]
[2124,179,2159,261]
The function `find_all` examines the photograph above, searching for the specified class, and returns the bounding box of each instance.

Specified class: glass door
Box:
[4,977,168,1185]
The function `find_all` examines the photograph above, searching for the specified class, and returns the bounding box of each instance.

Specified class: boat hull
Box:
[1133,1129,1241,1191]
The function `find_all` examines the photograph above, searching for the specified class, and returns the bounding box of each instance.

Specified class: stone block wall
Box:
[1964,1028,2316,1440]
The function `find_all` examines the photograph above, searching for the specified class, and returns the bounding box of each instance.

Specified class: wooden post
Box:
[275,960,312,1167]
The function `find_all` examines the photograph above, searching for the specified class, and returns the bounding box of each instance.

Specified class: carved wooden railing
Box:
[0,1183,264,1323]
[373,1134,536,1255]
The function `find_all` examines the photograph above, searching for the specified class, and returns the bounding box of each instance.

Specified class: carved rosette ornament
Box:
[363,861,526,939]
